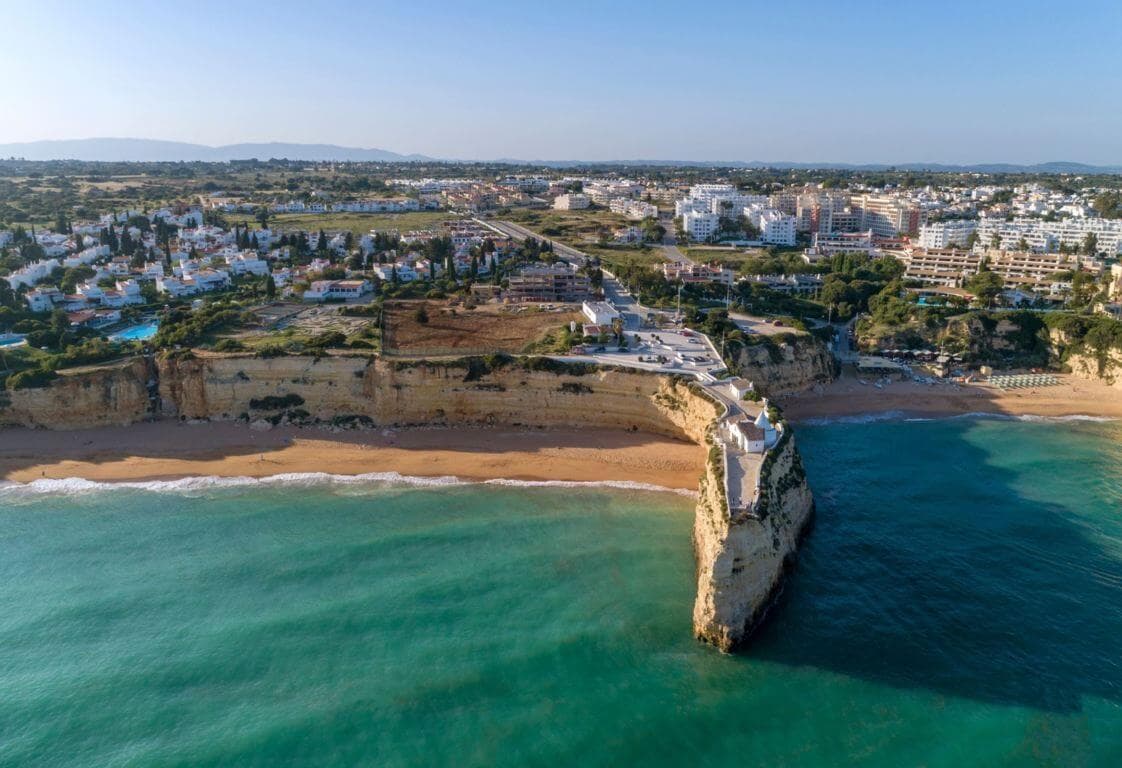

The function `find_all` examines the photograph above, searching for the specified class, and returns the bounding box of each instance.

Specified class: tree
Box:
[414,306,429,324]
[966,268,1004,308]
[1082,232,1098,256]
[965,231,979,250]
[255,207,270,229]
[265,275,277,299]
[990,232,1001,249]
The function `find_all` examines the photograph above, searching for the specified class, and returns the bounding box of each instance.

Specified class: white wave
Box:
[483,478,696,498]
[1014,414,1118,423]
[0,472,693,499]
[799,410,907,426]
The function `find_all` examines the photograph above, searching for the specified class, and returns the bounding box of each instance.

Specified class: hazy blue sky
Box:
[2,0,1120,163]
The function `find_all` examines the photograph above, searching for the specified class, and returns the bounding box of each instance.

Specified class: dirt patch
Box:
[383,300,579,356]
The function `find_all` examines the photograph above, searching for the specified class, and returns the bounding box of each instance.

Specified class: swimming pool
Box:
[109,322,159,341]
[0,333,27,348]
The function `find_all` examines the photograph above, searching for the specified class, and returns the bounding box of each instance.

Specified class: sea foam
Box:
[0,472,695,499]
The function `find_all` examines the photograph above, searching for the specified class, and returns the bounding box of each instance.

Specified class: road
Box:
[478,217,651,330]
[476,215,769,515]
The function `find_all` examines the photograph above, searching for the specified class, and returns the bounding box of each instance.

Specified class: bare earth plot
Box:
[383,300,580,356]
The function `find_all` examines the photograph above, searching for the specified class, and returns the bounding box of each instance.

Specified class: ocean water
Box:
[2,418,1121,766]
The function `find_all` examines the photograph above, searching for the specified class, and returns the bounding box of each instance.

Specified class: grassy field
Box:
[685,247,772,267]
[383,300,579,355]
[587,245,668,268]
[267,211,457,236]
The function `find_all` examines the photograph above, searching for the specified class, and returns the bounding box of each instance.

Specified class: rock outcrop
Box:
[0,358,154,429]
[692,429,814,650]
[732,336,836,396]
[1,350,814,652]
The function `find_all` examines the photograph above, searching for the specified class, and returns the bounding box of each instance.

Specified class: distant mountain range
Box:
[0,138,433,163]
[0,138,1119,174]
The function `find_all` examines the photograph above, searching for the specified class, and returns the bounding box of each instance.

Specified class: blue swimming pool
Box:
[0,333,27,348]
[109,322,159,341]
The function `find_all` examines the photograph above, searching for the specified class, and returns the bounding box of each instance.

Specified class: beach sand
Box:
[781,371,1122,421]
[0,422,705,491]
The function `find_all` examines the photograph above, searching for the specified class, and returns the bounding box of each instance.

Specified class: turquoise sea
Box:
[2,417,1121,766]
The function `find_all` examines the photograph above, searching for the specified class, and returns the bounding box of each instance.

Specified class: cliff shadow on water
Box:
[746,416,1122,714]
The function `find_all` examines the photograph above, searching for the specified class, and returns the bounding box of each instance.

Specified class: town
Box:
[4,162,1122,384]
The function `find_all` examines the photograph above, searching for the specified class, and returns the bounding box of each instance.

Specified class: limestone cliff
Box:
[731,335,835,396]
[692,429,814,651]
[156,353,719,440]
[0,358,153,429]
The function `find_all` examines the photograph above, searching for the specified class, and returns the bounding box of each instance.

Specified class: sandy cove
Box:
[781,372,1122,421]
[0,422,704,491]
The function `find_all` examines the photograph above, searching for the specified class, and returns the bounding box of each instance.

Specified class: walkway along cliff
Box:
[0,351,815,651]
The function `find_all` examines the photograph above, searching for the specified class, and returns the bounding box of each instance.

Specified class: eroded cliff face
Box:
[0,358,153,429]
[692,432,814,651]
[733,336,835,396]
[156,353,719,440]
[1049,328,1122,387]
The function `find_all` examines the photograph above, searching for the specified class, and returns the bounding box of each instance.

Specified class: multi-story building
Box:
[744,207,797,246]
[974,216,1122,255]
[918,220,977,249]
[505,265,590,303]
[660,263,735,285]
[802,231,876,263]
[608,198,659,220]
[855,194,924,237]
[682,211,721,242]
[553,193,591,210]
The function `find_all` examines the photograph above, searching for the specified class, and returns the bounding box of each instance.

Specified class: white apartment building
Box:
[332,198,420,213]
[918,220,977,249]
[608,198,658,220]
[554,193,591,210]
[975,216,1122,255]
[682,211,721,242]
[225,252,270,276]
[4,258,61,290]
[372,264,419,282]
[744,206,797,246]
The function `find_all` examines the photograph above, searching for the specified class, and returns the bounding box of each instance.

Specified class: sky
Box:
[2,0,1121,164]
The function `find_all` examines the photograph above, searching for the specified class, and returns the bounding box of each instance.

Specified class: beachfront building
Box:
[727,406,778,454]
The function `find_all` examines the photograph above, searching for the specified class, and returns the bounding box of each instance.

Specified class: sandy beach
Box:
[781,372,1122,421]
[0,422,705,491]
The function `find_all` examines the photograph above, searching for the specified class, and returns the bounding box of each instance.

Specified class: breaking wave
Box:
[0,472,695,499]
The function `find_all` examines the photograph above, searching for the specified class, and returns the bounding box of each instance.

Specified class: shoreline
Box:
[0,421,704,492]
[780,373,1122,423]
